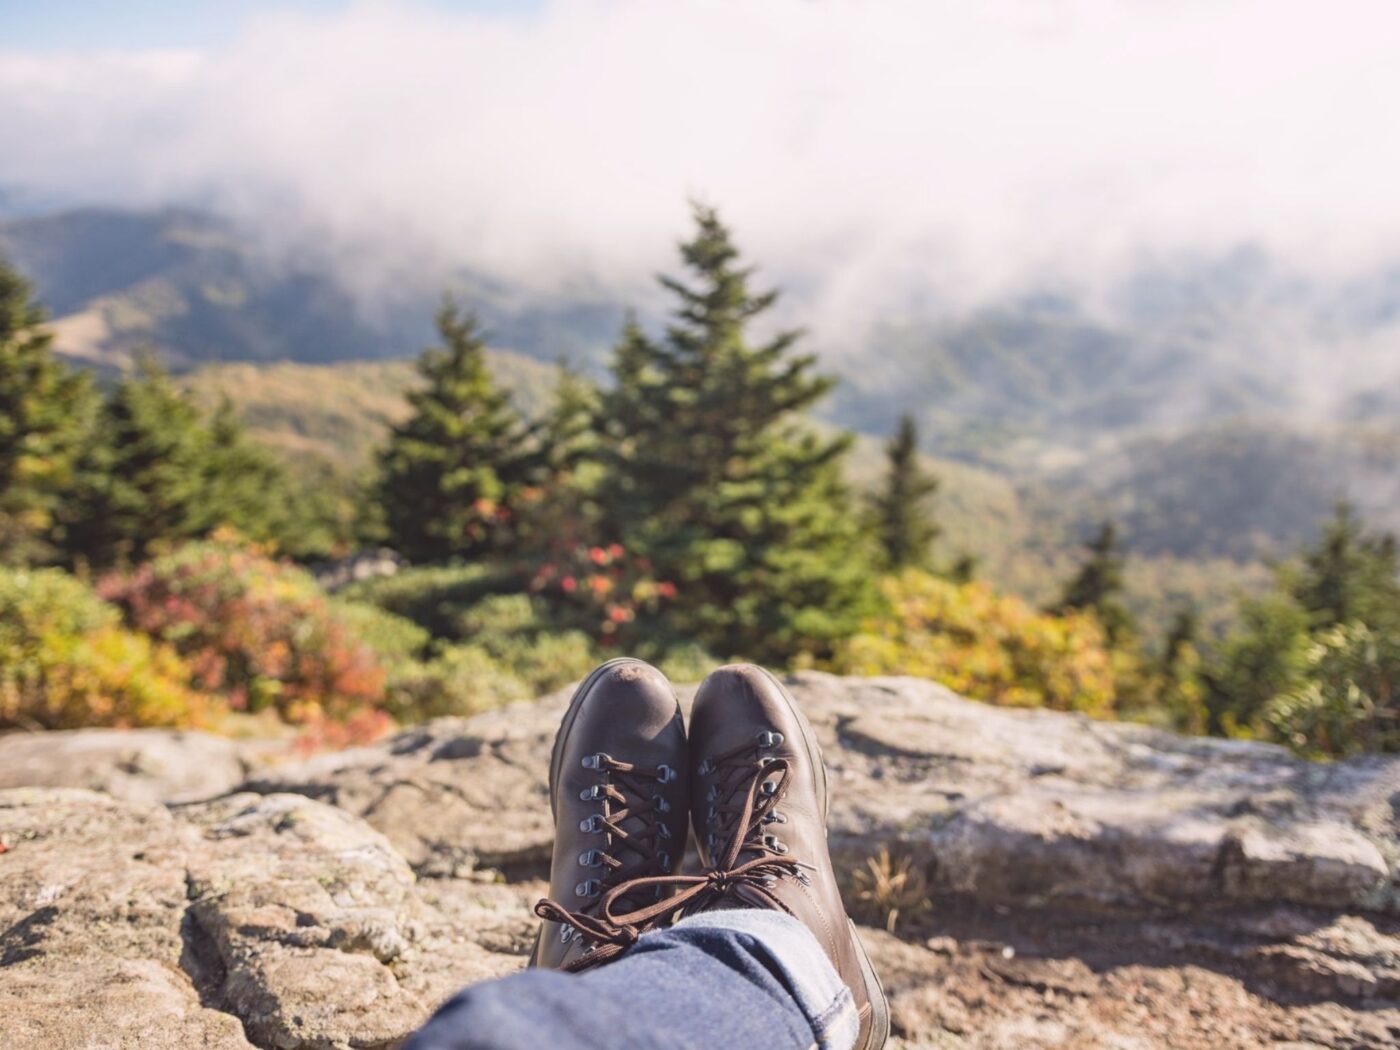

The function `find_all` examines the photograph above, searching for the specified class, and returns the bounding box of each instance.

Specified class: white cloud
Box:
[4,0,1400,329]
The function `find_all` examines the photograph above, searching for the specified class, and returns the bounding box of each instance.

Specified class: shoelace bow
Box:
[540,739,804,973]
[535,756,674,972]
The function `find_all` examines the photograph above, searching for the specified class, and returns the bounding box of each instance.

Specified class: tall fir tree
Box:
[869,413,940,571]
[1158,603,1207,734]
[197,397,342,556]
[62,353,210,567]
[595,204,870,661]
[1054,520,1134,645]
[1290,501,1400,633]
[376,301,531,563]
[530,361,598,482]
[0,256,97,564]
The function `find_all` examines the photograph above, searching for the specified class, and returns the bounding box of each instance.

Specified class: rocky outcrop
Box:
[0,728,262,804]
[249,674,1400,915]
[1,788,528,1050]
[0,788,255,1049]
[4,672,1400,1049]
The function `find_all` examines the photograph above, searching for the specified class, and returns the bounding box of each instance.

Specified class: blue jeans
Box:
[405,909,859,1050]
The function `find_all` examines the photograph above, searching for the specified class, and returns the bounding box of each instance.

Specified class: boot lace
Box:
[573,731,808,964]
[534,753,677,972]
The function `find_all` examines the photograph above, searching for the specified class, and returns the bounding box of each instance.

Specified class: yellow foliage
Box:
[829,570,1117,716]
[0,567,219,730]
[0,623,218,731]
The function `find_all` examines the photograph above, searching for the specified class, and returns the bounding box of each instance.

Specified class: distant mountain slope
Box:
[0,206,622,368]
[6,201,1400,583]
[0,207,418,366]
[181,354,560,471]
[1040,419,1400,561]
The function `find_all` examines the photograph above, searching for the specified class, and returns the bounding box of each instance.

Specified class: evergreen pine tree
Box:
[869,413,940,571]
[1158,603,1207,733]
[376,301,530,563]
[1161,604,1201,668]
[62,353,209,567]
[531,362,598,481]
[1290,502,1400,633]
[1054,521,1134,645]
[197,397,340,556]
[0,257,96,564]
[595,204,870,661]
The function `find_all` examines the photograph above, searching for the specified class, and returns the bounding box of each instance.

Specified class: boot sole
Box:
[753,666,891,1050]
[531,657,663,968]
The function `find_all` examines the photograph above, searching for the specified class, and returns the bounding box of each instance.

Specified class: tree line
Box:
[1,205,947,664]
[4,203,1395,752]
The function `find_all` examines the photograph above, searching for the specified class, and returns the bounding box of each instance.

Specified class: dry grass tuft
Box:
[850,846,932,933]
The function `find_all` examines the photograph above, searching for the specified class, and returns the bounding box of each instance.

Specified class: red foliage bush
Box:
[99,533,387,727]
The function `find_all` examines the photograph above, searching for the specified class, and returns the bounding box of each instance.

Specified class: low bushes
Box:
[1264,623,1400,757]
[0,567,215,729]
[98,535,405,728]
[829,570,1118,716]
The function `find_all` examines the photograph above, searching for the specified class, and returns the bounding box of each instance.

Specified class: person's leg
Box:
[405,909,855,1050]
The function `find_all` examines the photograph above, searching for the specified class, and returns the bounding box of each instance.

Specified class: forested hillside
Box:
[3,203,1398,592]
[5,202,1398,762]
[5,204,1399,572]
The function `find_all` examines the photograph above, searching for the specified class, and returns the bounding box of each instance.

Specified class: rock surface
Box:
[0,728,262,804]
[4,672,1400,1049]
[251,674,1400,915]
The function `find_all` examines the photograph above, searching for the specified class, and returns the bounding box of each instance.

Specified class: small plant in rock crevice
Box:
[848,846,932,933]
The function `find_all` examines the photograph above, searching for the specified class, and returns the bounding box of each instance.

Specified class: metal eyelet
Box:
[757,730,784,748]
[657,763,676,784]
[761,781,777,796]
[560,926,575,943]
[579,784,606,801]
[762,811,787,824]
[705,784,720,802]
[581,753,609,770]
[579,849,603,867]
[707,804,716,821]
[575,880,601,898]
[658,851,672,873]
[657,823,672,839]
[697,758,712,777]
[652,795,670,814]
[579,815,604,833]
[763,834,787,853]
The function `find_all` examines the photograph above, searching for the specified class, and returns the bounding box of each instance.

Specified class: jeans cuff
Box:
[668,909,859,1050]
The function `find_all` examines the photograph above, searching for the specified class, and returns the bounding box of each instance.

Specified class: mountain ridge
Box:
[5,201,1399,576]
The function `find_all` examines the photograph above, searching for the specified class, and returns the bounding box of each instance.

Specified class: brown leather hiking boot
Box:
[530,657,688,972]
[686,664,890,1050]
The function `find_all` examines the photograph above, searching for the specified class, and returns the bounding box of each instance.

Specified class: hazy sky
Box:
[3,0,1400,325]
[0,1,539,49]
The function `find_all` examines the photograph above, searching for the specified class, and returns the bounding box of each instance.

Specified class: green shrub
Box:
[0,567,215,729]
[651,643,716,685]
[1204,593,1312,736]
[331,598,431,666]
[473,628,597,692]
[384,643,531,721]
[1265,622,1400,756]
[346,558,720,725]
[341,563,519,639]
